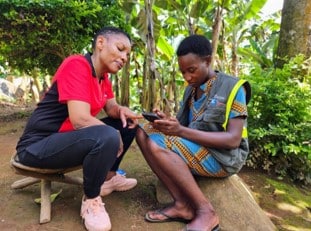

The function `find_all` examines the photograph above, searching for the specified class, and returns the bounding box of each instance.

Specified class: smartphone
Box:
[142,112,161,122]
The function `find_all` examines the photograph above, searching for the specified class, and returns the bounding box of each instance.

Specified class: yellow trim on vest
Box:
[222,79,248,138]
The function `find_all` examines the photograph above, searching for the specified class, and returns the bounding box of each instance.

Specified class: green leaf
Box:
[157,37,174,60]
[189,1,209,18]
[34,189,63,204]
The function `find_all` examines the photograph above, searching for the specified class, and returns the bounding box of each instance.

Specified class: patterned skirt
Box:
[141,123,229,177]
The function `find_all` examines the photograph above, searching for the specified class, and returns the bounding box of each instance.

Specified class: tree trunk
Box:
[211,6,223,69]
[276,0,311,68]
[112,74,119,103]
[30,69,42,103]
[231,36,238,76]
[120,61,130,106]
[145,0,157,112]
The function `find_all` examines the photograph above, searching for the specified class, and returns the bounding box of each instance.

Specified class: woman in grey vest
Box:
[136,34,251,231]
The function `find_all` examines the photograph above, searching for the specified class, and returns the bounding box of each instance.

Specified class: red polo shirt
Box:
[16,53,114,152]
[54,54,114,131]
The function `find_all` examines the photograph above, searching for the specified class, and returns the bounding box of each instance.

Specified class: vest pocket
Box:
[202,103,226,124]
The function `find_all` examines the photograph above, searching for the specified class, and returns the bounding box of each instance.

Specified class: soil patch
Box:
[0,106,310,231]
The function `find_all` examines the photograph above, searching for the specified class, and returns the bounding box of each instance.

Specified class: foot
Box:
[184,206,219,231]
[182,223,220,231]
[80,196,111,231]
[145,209,191,223]
[100,173,137,196]
[145,205,193,223]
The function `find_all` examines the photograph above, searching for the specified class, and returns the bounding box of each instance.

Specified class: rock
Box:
[0,78,16,101]
[156,174,276,231]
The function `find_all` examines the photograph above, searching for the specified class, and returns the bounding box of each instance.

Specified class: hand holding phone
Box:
[142,112,161,122]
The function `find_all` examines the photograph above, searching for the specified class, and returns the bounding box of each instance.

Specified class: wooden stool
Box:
[10,155,83,224]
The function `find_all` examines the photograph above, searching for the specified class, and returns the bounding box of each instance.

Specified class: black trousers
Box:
[17,117,137,198]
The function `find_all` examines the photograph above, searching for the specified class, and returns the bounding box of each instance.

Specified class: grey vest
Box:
[176,72,251,174]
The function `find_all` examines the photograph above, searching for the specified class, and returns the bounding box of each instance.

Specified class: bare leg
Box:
[136,128,193,220]
[136,128,219,230]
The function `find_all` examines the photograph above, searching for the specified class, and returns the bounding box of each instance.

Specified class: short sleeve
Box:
[229,86,248,118]
[54,56,93,104]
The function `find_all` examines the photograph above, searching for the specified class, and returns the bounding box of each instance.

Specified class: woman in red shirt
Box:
[16,26,139,231]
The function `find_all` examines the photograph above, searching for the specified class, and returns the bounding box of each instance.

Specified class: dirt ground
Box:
[0,103,310,231]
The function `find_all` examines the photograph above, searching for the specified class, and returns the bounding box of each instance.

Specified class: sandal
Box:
[182,224,220,231]
[145,209,191,223]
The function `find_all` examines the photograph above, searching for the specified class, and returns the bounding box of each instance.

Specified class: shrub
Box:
[244,55,311,185]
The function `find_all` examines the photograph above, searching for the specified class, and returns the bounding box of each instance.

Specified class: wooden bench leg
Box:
[11,177,41,189]
[40,179,51,224]
[10,161,82,224]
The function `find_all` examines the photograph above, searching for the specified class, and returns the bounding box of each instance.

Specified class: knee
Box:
[87,125,119,145]
[100,125,119,144]
[135,127,146,144]
[129,126,137,137]
[123,125,137,140]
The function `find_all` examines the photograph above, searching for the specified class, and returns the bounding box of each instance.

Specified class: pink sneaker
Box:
[100,173,137,196]
[80,196,111,231]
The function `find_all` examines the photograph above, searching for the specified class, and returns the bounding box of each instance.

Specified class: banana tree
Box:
[238,17,280,69]
[118,0,214,113]
[118,0,272,113]
[219,0,267,75]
